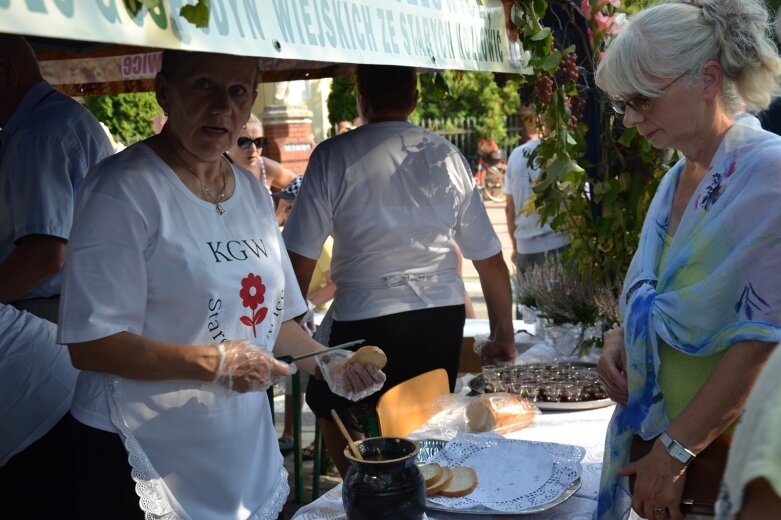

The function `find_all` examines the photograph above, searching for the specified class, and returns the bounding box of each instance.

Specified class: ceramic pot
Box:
[342,437,425,520]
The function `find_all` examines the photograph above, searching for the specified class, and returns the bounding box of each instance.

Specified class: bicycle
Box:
[473,138,506,203]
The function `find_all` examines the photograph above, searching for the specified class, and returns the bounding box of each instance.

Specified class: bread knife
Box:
[276,339,365,364]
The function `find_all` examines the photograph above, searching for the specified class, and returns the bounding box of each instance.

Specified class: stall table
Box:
[292,403,614,519]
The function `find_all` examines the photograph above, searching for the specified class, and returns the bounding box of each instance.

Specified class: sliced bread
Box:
[438,466,478,498]
[420,463,443,486]
[425,466,453,496]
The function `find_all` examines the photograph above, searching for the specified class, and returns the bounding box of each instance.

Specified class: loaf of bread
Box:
[342,345,387,369]
[465,393,536,434]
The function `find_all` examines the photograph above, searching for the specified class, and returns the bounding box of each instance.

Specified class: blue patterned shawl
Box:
[597,122,781,519]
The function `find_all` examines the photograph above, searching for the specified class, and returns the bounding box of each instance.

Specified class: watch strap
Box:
[660,431,696,466]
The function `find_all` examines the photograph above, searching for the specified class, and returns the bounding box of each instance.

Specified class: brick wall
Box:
[262,105,316,176]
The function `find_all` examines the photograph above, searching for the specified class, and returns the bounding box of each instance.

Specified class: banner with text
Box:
[2,0,525,77]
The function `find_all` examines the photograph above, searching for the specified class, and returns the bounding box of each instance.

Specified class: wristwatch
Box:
[659,431,696,466]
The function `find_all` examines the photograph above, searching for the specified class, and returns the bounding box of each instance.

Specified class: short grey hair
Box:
[596,0,781,112]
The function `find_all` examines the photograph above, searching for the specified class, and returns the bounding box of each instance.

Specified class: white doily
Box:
[425,433,584,513]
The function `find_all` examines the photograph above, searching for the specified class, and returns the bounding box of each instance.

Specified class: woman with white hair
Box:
[594,0,781,518]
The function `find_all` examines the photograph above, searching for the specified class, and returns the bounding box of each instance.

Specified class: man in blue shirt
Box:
[0,34,112,519]
[0,34,112,322]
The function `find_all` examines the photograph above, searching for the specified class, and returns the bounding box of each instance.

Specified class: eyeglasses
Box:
[237,136,267,149]
[610,72,687,115]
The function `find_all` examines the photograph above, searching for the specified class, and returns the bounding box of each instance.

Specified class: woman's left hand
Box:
[317,349,387,401]
[619,441,687,520]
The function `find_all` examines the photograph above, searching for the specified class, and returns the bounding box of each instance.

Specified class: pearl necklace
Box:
[171,144,228,215]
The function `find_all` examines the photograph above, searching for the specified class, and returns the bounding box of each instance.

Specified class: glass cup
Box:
[482,365,501,393]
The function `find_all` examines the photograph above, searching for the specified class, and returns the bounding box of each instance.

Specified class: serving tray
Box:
[415,439,582,515]
[468,362,615,411]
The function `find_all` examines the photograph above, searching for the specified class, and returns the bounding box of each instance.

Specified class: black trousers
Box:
[68,414,142,519]
[0,414,75,519]
[306,304,466,432]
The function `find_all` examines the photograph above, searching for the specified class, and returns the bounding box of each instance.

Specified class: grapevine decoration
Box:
[124,0,211,28]
[502,0,672,283]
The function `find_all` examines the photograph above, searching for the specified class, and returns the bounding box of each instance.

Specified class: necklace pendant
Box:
[216,204,225,215]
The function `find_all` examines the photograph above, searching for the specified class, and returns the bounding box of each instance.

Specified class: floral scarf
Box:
[598,121,781,519]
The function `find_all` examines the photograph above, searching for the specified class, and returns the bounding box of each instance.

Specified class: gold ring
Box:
[654,506,667,517]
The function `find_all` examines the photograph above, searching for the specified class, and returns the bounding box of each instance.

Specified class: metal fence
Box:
[330,115,526,164]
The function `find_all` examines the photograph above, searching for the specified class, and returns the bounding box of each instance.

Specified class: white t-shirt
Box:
[283,120,501,321]
[0,304,78,466]
[58,143,306,520]
[715,345,781,519]
[503,140,570,255]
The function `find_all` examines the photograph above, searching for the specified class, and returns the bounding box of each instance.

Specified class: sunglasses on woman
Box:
[237,136,267,149]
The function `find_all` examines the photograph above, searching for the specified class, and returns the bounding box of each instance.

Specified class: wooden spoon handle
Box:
[331,408,363,460]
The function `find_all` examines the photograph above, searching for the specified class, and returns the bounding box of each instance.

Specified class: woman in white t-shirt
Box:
[57,50,384,520]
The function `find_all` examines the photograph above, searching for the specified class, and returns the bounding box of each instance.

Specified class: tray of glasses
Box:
[468,362,614,411]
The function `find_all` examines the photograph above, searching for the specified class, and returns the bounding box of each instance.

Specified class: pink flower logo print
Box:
[239,273,268,337]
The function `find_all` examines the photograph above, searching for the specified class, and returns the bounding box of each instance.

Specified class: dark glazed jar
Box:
[342,437,426,520]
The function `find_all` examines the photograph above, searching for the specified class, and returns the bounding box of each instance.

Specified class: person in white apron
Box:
[58,50,385,520]
[283,64,516,477]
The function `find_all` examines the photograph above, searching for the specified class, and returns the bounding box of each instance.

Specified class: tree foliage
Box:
[326,70,521,145]
[326,76,358,126]
[413,71,520,144]
[82,92,161,146]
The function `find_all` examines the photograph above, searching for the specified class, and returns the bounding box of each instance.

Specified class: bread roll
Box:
[465,393,536,434]
[342,345,387,369]
[439,467,478,498]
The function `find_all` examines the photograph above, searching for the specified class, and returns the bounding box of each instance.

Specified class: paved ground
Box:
[278,199,512,518]
[462,200,513,319]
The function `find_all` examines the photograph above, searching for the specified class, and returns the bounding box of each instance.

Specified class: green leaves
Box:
[123,0,158,16]
[530,28,551,41]
[124,0,210,28]
[83,92,161,146]
[431,71,451,100]
[180,0,211,28]
[502,0,673,282]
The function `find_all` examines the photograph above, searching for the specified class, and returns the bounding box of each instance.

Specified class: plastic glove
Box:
[213,340,296,393]
[297,300,317,336]
[316,349,386,402]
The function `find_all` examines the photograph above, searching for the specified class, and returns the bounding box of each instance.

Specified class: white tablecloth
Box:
[292,404,615,520]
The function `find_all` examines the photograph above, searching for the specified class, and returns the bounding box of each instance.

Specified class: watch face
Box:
[660,432,694,465]
[666,440,694,465]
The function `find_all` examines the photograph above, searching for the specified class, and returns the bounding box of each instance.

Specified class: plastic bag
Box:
[410,392,539,440]
[464,393,538,435]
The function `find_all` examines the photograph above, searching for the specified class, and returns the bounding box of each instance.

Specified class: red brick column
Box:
[261,105,316,175]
